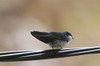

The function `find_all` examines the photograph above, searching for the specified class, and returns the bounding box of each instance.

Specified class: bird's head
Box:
[65,32,74,41]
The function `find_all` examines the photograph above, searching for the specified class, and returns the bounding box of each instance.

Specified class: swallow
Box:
[31,31,74,49]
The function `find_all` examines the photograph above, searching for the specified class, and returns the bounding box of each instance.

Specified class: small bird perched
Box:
[31,31,74,49]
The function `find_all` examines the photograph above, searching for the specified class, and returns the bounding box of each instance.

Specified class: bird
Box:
[30,31,74,49]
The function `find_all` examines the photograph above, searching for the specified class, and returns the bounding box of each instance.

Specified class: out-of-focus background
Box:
[0,0,100,66]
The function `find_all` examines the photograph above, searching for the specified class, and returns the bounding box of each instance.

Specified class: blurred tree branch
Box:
[0,46,100,62]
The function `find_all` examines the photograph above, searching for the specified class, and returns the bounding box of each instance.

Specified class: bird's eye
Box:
[65,32,70,35]
[65,32,74,39]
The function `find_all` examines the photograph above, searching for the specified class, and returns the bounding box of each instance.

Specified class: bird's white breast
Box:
[55,40,67,46]
[49,36,73,49]
[68,36,73,41]
[49,40,67,49]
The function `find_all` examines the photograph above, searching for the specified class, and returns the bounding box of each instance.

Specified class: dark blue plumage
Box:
[31,31,73,49]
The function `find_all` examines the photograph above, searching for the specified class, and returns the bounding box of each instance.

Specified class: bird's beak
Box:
[72,37,74,39]
[72,36,74,39]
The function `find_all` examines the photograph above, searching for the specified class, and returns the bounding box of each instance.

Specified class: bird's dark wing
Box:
[50,32,66,40]
[32,35,57,43]
[31,31,57,43]
[31,31,49,35]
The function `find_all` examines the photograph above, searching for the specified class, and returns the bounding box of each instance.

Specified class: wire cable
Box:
[0,46,100,62]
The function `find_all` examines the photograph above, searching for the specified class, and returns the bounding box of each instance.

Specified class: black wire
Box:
[0,46,100,62]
